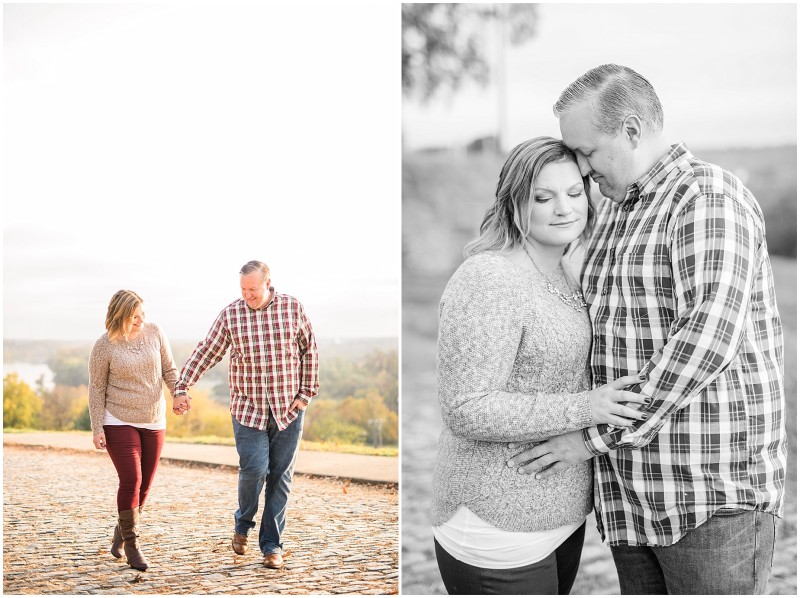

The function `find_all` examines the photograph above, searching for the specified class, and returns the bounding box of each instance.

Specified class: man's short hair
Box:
[239,260,270,283]
[554,64,664,135]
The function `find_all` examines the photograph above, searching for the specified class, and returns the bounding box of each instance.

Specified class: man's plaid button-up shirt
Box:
[175,289,319,431]
[580,143,786,546]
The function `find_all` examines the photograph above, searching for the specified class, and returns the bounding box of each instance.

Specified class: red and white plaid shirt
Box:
[174,288,319,431]
[581,143,786,547]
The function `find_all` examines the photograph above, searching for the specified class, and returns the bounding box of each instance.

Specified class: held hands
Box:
[172,395,192,416]
[588,374,650,427]
[93,433,107,450]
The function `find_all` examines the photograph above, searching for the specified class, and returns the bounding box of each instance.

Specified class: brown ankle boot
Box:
[110,522,123,558]
[112,505,144,558]
[118,509,148,571]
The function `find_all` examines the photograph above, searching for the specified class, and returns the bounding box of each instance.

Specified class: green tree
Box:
[3,373,44,429]
[47,347,90,387]
[303,399,368,445]
[39,385,88,430]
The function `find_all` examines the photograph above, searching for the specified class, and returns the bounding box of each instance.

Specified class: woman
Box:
[88,290,181,571]
[432,137,647,594]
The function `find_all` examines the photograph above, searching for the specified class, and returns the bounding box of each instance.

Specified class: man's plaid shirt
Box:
[580,143,786,547]
[174,289,319,431]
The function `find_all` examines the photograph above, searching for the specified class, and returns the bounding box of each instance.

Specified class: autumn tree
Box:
[38,385,88,430]
[4,373,44,429]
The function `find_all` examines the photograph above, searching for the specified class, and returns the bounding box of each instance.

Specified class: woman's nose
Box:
[554,196,573,216]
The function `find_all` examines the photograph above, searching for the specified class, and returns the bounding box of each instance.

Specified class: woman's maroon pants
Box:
[104,425,165,512]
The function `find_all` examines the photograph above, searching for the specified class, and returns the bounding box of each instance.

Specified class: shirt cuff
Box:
[582,425,617,456]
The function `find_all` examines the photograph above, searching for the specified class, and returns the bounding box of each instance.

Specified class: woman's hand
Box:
[172,395,191,416]
[93,433,107,450]
[588,374,650,427]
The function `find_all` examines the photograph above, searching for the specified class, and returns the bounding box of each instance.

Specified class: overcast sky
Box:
[3,3,399,342]
[3,2,797,342]
[403,2,797,152]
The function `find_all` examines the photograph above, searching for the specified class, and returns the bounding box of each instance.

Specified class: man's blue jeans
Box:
[610,509,777,594]
[231,411,304,555]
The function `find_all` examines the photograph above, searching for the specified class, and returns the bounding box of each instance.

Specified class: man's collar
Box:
[620,142,691,209]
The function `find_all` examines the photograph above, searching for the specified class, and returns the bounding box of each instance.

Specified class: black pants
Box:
[435,521,586,595]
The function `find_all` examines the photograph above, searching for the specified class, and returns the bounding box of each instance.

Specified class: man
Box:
[173,260,319,569]
[508,65,786,594]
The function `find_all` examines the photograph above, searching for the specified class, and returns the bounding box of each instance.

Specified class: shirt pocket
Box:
[616,248,674,317]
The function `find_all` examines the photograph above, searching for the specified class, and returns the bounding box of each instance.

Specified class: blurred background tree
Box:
[402,3,538,151]
[3,341,398,451]
[4,373,44,429]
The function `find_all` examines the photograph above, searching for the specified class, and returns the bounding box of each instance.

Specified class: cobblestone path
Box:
[4,445,398,595]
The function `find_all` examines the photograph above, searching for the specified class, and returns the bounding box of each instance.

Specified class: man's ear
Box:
[621,114,643,149]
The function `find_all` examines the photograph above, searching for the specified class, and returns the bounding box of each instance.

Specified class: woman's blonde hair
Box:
[105,290,144,342]
[464,136,595,257]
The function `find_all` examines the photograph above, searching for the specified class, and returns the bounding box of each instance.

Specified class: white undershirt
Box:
[104,409,166,431]
[432,505,584,569]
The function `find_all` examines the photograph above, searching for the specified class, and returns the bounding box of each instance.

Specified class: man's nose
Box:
[575,153,591,176]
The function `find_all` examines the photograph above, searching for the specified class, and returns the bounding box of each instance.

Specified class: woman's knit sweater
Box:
[432,252,595,532]
[88,322,178,434]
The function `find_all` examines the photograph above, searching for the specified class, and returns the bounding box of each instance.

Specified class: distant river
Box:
[3,363,55,391]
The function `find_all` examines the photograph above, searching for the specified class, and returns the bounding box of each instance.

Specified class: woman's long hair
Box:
[106,290,144,342]
[464,136,595,257]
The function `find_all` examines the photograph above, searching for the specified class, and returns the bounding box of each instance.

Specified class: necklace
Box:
[522,244,587,312]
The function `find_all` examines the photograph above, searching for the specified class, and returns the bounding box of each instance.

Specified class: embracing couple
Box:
[88,260,319,571]
[432,64,786,595]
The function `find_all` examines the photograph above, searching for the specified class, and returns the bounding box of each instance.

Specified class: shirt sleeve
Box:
[87,339,110,435]
[294,302,319,405]
[585,191,761,454]
[174,311,231,396]
[438,258,594,444]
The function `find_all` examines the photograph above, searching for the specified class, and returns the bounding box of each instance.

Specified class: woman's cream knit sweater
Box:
[88,322,178,434]
[432,252,595,532]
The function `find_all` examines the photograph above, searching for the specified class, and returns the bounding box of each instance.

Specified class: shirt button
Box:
[601,289,608,296]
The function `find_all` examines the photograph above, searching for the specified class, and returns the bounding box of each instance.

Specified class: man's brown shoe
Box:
[232,532,248,555]
[263,552,283,569]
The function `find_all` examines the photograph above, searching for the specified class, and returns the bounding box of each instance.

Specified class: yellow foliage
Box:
[167,390,233,439]
[4,373,44,429]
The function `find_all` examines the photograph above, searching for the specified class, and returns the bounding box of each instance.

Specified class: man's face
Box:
[240,272,270,310]
[559,100,636,203]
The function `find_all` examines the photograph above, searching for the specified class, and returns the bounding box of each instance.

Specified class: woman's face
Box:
[127,304,145,337]
[526,160,588,250]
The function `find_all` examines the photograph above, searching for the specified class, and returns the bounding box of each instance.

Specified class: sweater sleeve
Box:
[156,324,179,398]
[437,257,594,443]
[87,337,110,435]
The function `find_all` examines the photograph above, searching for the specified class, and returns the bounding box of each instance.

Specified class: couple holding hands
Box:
[432,64,787,595]
[88,260,318,572]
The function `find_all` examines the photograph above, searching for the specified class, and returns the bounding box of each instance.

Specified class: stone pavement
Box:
[400,321,797,595]
[4,431,398,485]
[3,445,398,595]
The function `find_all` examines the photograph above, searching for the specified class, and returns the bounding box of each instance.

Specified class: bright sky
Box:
[403,2,798,152]
[3,3,400,341]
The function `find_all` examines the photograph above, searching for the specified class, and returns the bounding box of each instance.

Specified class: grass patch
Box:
[153,434,398,456]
